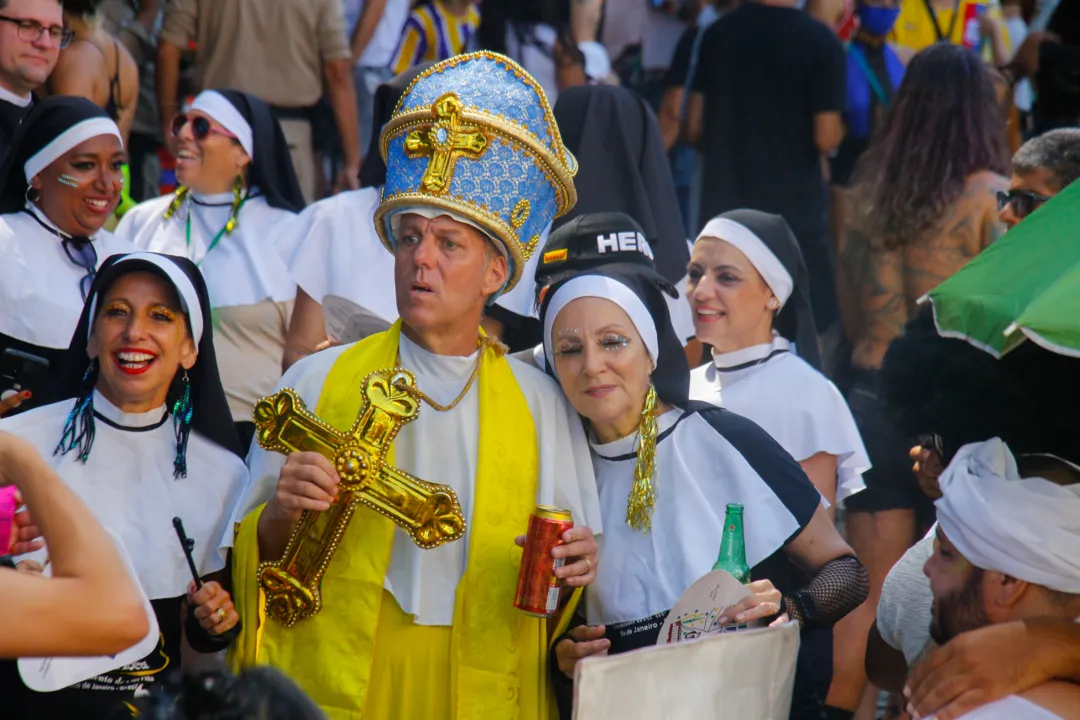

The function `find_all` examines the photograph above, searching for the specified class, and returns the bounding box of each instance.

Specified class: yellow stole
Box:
[230,322,575,718]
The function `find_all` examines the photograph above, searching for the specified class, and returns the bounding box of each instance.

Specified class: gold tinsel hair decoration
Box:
[626,384,659,534]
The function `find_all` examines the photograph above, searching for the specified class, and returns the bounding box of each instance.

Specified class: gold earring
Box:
[627,384,659,535]
[164,186,190,220]
[225,174,245,234]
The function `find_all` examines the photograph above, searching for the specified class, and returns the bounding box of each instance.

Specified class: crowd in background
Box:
[0,0,1079,719]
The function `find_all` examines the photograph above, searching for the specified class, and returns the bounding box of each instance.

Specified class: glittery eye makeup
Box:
[557,327,581,337]
[600,334,632,351]
[150,304,178,322]
[103,300,130,316]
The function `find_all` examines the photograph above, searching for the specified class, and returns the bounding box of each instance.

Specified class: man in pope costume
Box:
[229,52,603,719]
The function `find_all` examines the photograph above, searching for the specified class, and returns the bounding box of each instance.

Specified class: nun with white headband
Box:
[687,209,869,511]
[0,252,249,717]
[0,96,135,415]
[537,263,868,718]
[114,89,305,445]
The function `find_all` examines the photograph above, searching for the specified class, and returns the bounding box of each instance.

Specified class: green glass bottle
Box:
[712,503,751,583]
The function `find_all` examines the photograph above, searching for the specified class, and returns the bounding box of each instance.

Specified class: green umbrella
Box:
[928,179,1080,358]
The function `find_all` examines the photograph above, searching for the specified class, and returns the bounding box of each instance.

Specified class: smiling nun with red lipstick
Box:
[0,251,249,717]
[0,96,136,415]
[538,262,867,718]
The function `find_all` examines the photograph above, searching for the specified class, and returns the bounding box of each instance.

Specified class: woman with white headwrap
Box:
[0,97,135,416]
[114,90,305,445]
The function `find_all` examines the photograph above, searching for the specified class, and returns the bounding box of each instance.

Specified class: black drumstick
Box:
[173,517,203,591]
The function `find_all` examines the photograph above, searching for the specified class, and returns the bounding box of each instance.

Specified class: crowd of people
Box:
[0,0,1079,719]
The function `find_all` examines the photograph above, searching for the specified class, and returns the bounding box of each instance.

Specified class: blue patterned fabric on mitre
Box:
[375,51,578,292]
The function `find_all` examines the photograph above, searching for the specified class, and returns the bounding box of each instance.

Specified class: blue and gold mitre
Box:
[375,51,578,292]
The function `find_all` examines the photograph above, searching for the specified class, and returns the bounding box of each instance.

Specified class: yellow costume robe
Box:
[230,322,577,719]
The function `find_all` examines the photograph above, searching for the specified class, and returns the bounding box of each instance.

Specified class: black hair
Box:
[124,668,325,720]
[880,305,1080,464]
[61,0,103,17]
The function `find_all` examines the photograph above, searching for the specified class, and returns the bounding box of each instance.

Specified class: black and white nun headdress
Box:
[696,209,821,370]
[540,263,691,408]
[190,90,305,213]
[0,96,122,213]
[56,252,244,475]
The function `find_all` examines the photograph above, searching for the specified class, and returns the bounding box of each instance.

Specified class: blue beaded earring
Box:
[55,360,98,463]
[172,369,193,478]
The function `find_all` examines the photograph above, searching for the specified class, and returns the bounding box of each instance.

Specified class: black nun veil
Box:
[710,209,821,371]
[57,252,244,469]
[0,96,117,213]
[553,85,691,286]
[213,90,305,213]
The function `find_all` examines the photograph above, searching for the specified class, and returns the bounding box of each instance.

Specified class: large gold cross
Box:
[404,93,488,194]
[252,369,466,627]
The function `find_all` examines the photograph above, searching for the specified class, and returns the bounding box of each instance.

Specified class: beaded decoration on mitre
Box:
[375,51,579,292]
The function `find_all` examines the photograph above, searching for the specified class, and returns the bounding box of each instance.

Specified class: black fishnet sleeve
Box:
[782,555,869,631]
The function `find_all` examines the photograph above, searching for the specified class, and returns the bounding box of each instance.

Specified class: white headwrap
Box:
[191,90,254,158]
[936,438,1080,594]
[23,118,123,182]
[695,217,795,308]
[88,253,205,345]
[543,274,658,376]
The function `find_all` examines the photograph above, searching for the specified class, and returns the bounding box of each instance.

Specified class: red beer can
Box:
[514,505,574,617]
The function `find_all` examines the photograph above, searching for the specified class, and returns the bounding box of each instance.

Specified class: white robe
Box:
[586,406,821,628]
[0,207,135,349]
[114,191,297,309]
[2,391,249,599]
[235,333,602,626]
[690,333,869,502]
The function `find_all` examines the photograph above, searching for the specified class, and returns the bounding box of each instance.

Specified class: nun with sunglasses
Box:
[537,262,868,719]
[0,252,249,718]
[0,96,135,416]
[114,90,305,446]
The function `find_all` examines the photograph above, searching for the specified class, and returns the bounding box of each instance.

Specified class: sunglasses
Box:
[63,237,98,301]
[171,113,237,142]
[996,190,1051,219]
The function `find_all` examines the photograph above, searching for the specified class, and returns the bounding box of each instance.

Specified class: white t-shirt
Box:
[876,527,935,665]
[343,0,410,68]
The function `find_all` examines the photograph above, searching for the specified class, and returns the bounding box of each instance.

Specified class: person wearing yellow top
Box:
[889,0,990,53]
[388,0,480,75]
[228,52,602,720]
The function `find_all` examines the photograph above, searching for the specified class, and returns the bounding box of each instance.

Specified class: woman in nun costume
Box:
[0,97,135,414]
[688,209,869,509]
[0,252,249,717]
[687,210,869,717]
[114,90,304,444]
[538,264,868,720]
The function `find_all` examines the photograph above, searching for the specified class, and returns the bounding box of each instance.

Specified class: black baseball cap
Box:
[535,212,658,285]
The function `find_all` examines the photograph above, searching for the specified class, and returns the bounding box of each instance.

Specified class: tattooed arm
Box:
[851,240,907,371]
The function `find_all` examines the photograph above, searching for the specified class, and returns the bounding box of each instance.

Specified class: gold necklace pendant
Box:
[394,334,507,413]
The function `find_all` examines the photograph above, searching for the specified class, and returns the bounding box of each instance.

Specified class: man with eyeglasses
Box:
[0,0,67,153]
[998,128,1080,229]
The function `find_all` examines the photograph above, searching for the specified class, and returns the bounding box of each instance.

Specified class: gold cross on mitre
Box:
[252,369,467,627]
[404,93,488,194]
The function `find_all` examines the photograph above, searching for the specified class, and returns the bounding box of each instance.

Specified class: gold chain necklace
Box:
[393,334,507,413]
